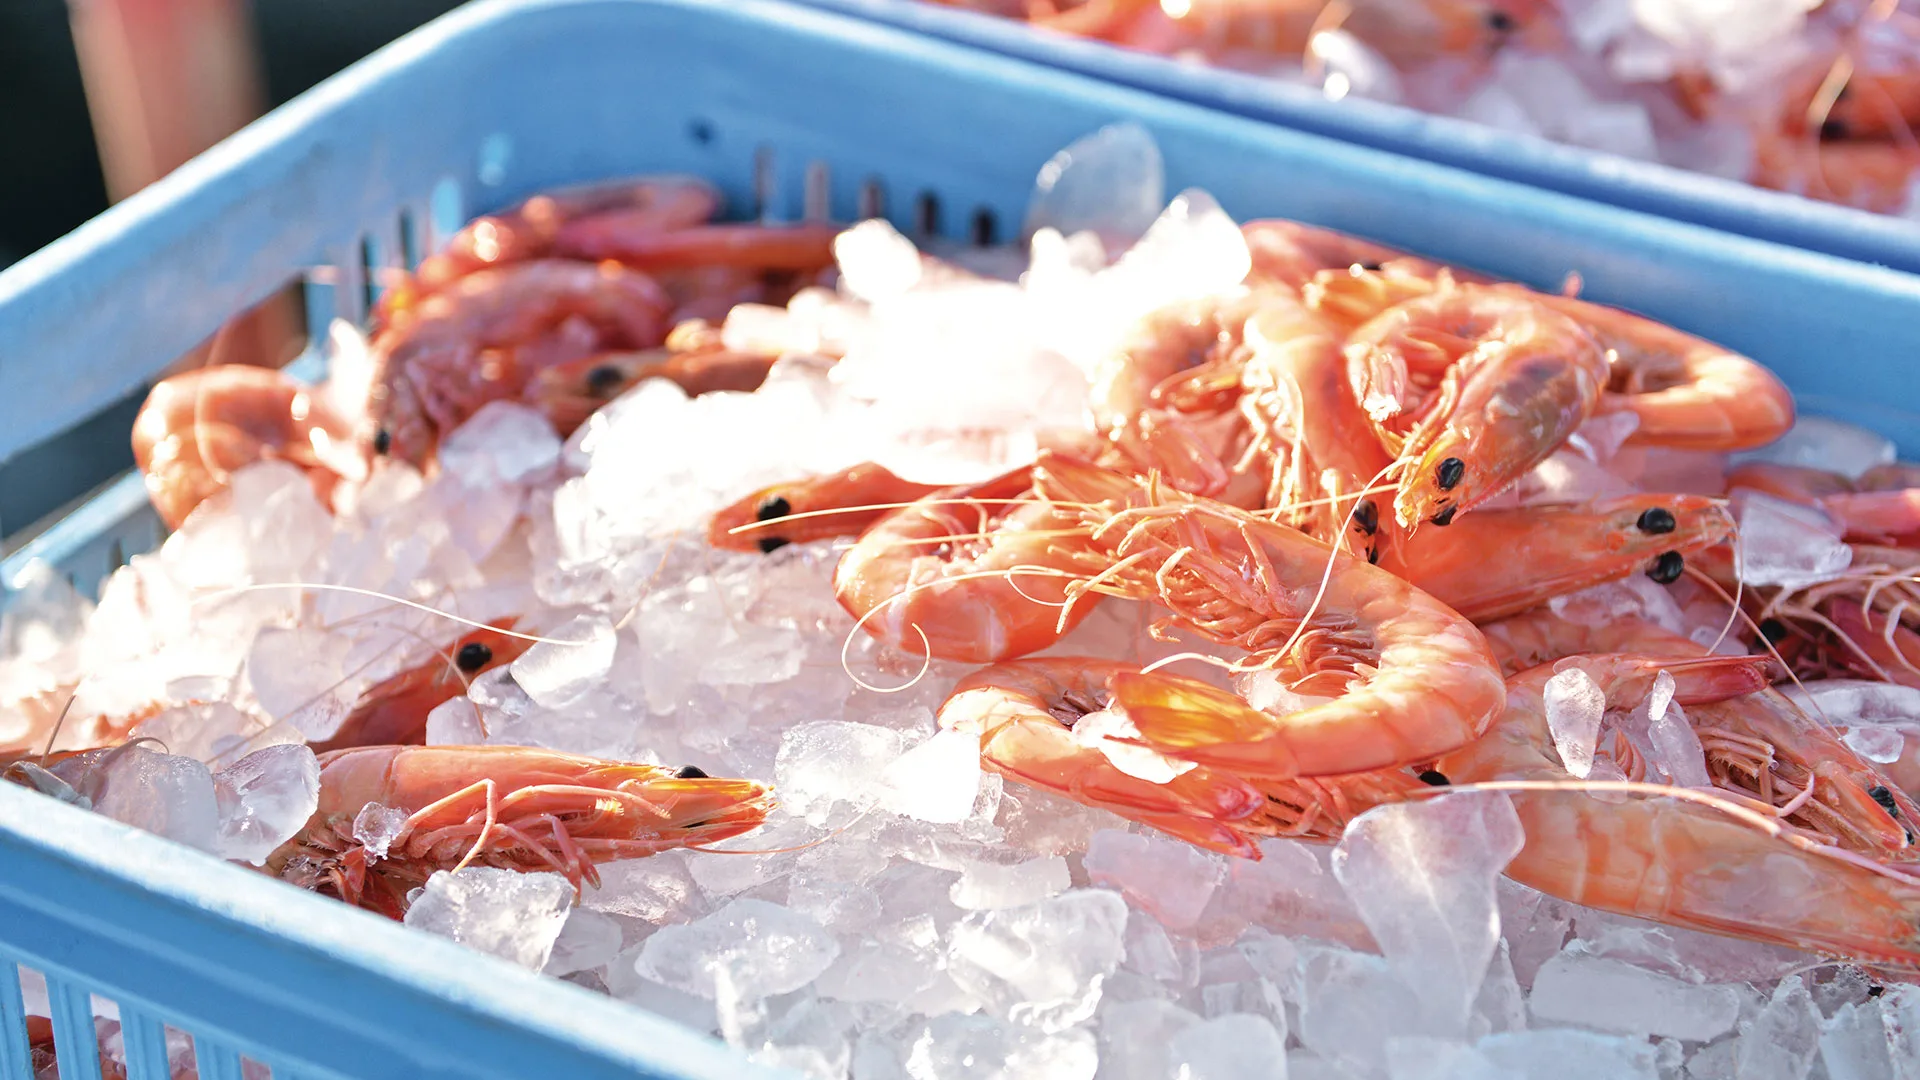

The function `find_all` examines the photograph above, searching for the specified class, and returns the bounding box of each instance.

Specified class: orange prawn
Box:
[1436,654,1920,967]
[132,364,362,529]
[527,341,782,438]
[308,621,534,754]
[365,259,673,466]
[938,657,1428,858]
[266,745,772,918]
[1031,452,1508,778]
[1377,492,1735,621]
[1346,284,1611,530]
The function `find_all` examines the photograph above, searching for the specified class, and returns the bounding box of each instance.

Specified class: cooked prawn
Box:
[1377,492,1735,621]
[1436,654,1920,967]
[308,621,534,754]
[132,364,363,530]
[939,657,1429,857]
[1032,452,1507,777]
[266,744,772,917]
[1527,293,1796,452]
[528,342,782,438]
[1347,284,1610,530]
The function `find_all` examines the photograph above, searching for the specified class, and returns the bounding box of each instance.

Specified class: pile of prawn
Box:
[925,0,1920,216]
[17,169,1920,1074]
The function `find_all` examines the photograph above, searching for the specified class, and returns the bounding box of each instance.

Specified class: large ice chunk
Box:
[1543,667,1606,778]
[1332,792,1525,1035]
[1732,491,1853,590]
[212,743,320,865]
[1022,122,1165,253]
[95,745,221,854]
[1528,946,1741,1040]
[946,888,1128,1032]
[636,898,840,1001]
[403,868,573,971]
[1084,829,1225,932]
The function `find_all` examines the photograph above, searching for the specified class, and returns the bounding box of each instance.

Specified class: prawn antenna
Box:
[190,583,590,646]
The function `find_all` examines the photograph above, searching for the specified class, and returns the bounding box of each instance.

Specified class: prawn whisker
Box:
[192,584,587,646]
[723,497,1106,536]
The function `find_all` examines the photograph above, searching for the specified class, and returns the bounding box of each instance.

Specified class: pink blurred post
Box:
[69,0,305,372]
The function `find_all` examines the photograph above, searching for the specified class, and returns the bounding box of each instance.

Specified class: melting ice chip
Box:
[352,802,409,860]
[1022,121,1165,254]
[1543,667,1606,779]
[95,745,221,855]
[510,615,616,708]
[1732,491,1851,590]
[1842,724,1908,764]
[1104,188,1252,307]
[1309,29,1403,104]
[1071,709,1195,783]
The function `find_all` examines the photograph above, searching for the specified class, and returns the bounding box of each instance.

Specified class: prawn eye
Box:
[675,765,710,778]
[1871,785,1902,818]
[758,536,791,554]
[1356,261,1383,273]
[1418,769,1450,786]
[1485,8,1516,32]
[372,428,392,456]
[586,364,628,397]
[1635,507,1677,534]
[456,642,493,672]
[1758,618,1788,644]
[756,495,793,522]
[1647,551,1685,584]
[1352,499,1379,535]
[1429,505,1459,527]
[1436,457,1465,491]
[1820,118,1850,140]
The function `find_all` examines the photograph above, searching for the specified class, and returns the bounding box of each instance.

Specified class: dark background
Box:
[0,0,465,268]
[0,0,464,542]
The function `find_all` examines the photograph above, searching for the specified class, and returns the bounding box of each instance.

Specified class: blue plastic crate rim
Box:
[2,0,1920,1077]
[789,0,1920,276]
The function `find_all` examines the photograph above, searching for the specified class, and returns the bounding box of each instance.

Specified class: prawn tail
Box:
[1107,670,1304,781]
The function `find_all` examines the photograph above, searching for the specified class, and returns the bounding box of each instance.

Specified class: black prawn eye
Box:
[586,364,628,397]
[1418,769,1451,786]
[372,428,392,456]
[1635,507,1677,534]
[1436,457,1465,491]
[456,642,493,672]
[1485,9,1517,32]
[1429,505,1458,527]
[1647,551,1685,584]
[756,496,793,522]
[675,765,710,779]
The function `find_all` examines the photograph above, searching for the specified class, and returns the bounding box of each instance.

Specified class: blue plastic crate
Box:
[791,0,1920,276]
[2,0,1920,1076]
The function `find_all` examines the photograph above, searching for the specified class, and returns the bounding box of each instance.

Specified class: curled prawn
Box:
[266,744,772,918]
[528,340,782,438]
[1346,284,1610,530]
[1529,292,1795,452]
[1437,654,1920,967]
[939,657,1428,857]
[1032,452,1507,778]
[833,464,1103,663]
[132,365,363,530]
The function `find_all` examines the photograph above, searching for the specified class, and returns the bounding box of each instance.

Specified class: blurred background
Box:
[0,0,463,271]
[0,0,465,541]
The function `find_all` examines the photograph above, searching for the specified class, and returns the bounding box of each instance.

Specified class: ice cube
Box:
[1293,944,1429,1075]
[352,802,409,860]
[1121,908,1194,990]
[835,219,925,304]
[510,615,616,708]
[1475,941,1527,1036]
[1528,946,1741,1040]
[403,868,573,971]
[1543,667,1606,779]
[1733,491,1852,591]
[438,400,561,486]
[776,721,908,826]
[242,627,354,738]
[1084,829,1225,932]
[1331,792,1524,1035]
[95,745,221,854]
[880,728,982,824]
[1735,975,1822,1080]
[1644,674,1711,788]
[424,696,485,745]
[1167,1013,1289,1080]
[1737,415,1895,481]
[1842,725,1908,764]
[1097,999,1200,1080]
[903,1013,1098,1080]
[1022,122,1165,254]
[1309,28,1402,104]
[212,744,320,865]
[636,898,840,1001]
[950,857,1071,911]
[545,908,624,977]
[946,888,1129,1032]
[584,851,712,924]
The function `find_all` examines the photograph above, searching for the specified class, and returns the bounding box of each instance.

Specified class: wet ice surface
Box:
[12,143,1920,1078]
